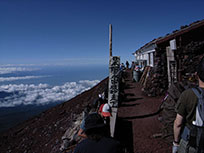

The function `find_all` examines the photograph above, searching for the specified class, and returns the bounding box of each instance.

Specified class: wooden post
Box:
[108,56,120,137]
[109,24,112,57]
[108,24,119,137]
[166,46,176,87]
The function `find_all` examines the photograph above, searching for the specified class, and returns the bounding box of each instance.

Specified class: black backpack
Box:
[189,87,204,153]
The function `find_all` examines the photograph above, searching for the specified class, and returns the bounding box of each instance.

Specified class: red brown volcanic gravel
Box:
[115,70,171,153]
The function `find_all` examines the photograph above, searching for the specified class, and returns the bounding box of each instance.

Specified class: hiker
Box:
[74,113,121,153]
[132,63,140,82]
[93,93,106,112]
[120,63,125,71]
[78,102,111,139]
[130,61,135,79]
[126,61,129,69]
[130,61,135,70]
[78,102,112,139]
[98,103,112,126]
[173,57,204,153]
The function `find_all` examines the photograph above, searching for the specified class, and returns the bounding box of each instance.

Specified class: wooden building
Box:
[133,40,156,68]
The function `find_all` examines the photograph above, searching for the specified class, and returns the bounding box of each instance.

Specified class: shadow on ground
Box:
[123,97,143,102]
[115,117,134,153]
[120,103,140,107]
[120,109,162,120]
[124,85,135,89]
[124,93,135,97]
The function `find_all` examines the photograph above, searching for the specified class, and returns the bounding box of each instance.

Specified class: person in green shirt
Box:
[173,57,204,153]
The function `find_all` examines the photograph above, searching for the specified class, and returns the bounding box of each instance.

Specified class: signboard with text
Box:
[108,56,120,108]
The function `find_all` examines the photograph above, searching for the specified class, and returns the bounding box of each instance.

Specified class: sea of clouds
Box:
[0,80,99,107]
[0,66,100,107]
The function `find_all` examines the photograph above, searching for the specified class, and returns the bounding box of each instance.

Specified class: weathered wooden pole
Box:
[109,24,112,57]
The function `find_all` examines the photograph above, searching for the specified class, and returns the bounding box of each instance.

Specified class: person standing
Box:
[130,61,135,70]
[126,61,129,69]
[120,63,125,71]
[173,57,204,153]
[132,63,140,82]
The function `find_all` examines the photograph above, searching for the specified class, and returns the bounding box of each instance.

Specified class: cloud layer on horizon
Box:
[0,76,47,82]
[0,67,39,74]
[0,80,100,107]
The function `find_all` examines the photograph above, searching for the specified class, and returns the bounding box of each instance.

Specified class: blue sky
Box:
[1,0,204,65]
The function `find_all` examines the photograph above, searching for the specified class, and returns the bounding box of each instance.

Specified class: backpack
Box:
[160,82,186,144]
[188,87,204,153]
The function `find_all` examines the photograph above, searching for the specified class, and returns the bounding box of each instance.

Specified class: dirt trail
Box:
[115,70,171,153]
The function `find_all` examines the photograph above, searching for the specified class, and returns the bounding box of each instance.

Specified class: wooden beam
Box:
[109,24,112,57]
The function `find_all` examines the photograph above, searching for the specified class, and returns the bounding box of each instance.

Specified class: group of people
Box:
[120,61,142,82]
[120,61,132,70]
[173,57,204,153]
[73,93,122,153]
[61,57,204,153]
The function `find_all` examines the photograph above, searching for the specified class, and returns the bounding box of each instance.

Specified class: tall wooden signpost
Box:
[108,24,120,137]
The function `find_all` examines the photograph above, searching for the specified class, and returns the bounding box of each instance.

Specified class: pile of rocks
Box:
[176,41,204,82]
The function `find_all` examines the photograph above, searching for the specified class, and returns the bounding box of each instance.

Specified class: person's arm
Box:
[77,118,87,138]
[173,113,183,144]
[172,113,183,153]
[77,128,87,138]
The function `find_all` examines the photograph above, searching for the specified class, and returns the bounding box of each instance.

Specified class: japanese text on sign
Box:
[108,56,120,107]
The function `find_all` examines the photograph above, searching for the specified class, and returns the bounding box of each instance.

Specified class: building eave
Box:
[156,19,204,44]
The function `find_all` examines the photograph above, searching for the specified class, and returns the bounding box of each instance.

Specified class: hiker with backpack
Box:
[173,57,204,153]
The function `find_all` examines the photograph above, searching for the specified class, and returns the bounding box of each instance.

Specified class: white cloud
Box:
[0,67,39,74]
[0,76,47,82]
[0,80,100,107]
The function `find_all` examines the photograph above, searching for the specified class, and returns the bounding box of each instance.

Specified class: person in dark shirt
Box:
[173,57,204,153]
[74,113,122,153]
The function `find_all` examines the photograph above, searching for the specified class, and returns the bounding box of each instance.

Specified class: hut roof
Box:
[134,19,204,54]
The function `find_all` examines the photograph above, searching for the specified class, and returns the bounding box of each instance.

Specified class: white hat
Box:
[102,103,111,117]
